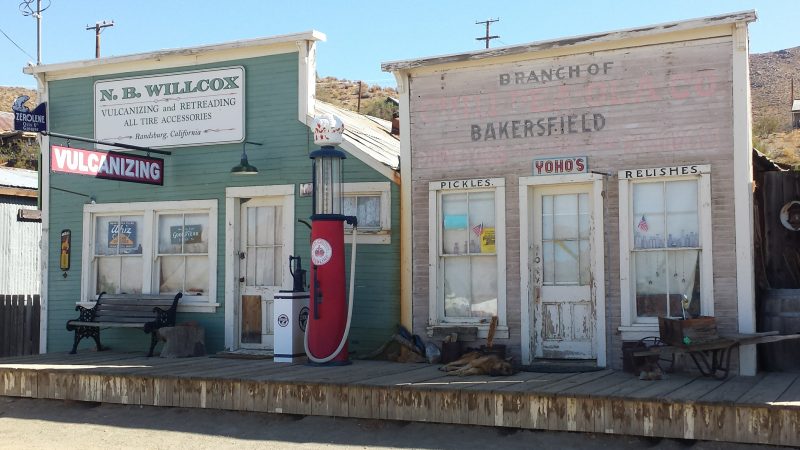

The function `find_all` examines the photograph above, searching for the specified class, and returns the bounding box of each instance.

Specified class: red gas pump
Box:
[304,114,357,365]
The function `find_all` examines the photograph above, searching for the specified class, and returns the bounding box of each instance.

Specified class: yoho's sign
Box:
[94,66,244,149]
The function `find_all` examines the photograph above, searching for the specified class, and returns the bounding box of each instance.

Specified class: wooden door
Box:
[238,196,289,349]
[532,184,596,359]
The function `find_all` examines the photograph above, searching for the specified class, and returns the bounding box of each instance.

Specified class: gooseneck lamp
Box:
[305,114,358,365]
[231,141,261,175]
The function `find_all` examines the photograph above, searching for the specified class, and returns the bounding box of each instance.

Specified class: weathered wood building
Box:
[384,11,759,373]
[27,32,400,356]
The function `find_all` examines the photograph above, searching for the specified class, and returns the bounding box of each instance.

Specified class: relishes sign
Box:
[50,145,164,186]
[94,66,244,148]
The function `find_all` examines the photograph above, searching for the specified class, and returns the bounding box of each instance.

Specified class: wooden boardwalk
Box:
[1,352,798,446]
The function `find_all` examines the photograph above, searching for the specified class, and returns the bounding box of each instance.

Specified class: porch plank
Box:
[698,373,766,404]
[736,372,799,405]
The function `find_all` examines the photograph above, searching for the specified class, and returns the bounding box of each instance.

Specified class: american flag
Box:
[637,215,649,232]
[472,222,484,237]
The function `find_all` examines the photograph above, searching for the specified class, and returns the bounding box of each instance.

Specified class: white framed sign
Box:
[94,66,245,148]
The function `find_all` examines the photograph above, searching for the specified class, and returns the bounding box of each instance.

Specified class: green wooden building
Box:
[27,31,401,356]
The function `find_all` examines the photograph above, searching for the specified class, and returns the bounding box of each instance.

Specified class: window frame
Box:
[617,165,714,340]
[428,177,506,338]
[81,199,218,313]
[342,181,391,244]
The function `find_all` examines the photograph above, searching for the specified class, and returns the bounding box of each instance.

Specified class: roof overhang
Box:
[382,10,756,73]
[24,30,326,81]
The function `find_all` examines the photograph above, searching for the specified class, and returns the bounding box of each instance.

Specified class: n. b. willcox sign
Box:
[94,66,245,149]
[12,96,47,133]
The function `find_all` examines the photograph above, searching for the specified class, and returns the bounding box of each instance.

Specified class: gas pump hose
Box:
[304,225,357,363]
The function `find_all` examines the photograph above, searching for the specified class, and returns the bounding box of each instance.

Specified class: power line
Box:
[0,25,35,60]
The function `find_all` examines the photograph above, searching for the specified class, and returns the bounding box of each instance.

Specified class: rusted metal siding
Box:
[0,197,41,295]
[408,37,737,366]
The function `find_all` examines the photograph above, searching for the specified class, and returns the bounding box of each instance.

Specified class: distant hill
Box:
[316,77,397,120]
[0,86,37,116]
[750,46,800,167]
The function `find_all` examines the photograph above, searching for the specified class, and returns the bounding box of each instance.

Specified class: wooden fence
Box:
[0,294,40,357]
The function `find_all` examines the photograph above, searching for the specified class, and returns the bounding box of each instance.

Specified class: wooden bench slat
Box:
[95,315,155,323]
[68,321,147,328]
[98,299,177,306]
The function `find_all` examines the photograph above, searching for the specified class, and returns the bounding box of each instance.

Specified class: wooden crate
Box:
[658,316,718,346]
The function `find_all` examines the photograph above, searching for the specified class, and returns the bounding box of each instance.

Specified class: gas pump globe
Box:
[306,114,357,365]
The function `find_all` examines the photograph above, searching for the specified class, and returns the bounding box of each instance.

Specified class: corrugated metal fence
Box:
[0,294,40,357]
[0,199,41,295]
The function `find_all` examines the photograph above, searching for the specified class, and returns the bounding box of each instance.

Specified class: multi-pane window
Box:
[541,193,590,286]
[83,200,217,308]
[157,213,210,295]
[341,182,391,244]
[343,194,381,231]
[94,215,143,295]
[631,180,701,318]
[440,191,498,319]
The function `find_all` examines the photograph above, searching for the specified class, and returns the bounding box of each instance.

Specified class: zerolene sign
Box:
[94,66,245,148]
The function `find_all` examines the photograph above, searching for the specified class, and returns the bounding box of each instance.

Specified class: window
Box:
[82,200,218,312]
[342,182,391,244]
[429,178,506,334]
[618,166,713,339]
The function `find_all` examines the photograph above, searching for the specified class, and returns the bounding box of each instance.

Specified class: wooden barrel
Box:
[758,289,800,371]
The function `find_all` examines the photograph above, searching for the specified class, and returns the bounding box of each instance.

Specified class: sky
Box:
[0,0,797,89]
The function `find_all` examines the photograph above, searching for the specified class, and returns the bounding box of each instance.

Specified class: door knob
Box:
[239,277,245,282]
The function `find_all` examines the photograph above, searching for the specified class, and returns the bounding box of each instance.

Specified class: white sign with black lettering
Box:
[94,66,245,149]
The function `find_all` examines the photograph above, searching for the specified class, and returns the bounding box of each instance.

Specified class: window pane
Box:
[667,250,701,317]
[634,251,668,317]
[542,241,554,285]
[633,183,665,249]
[185,255,208,295]
[256,206,275,246]
[96,215,143,255]
[442,193,468,255]
[554,240,580,284]
[666,181,699,248]
[579,239,590,285]
[256,247,275,286]
[96,257,120,294]
[120,256,142,294]
[542,195,553,240]
[553,194,579,240]
[344,195,381,230]
[158,214,184,254]
[443,256,470,317]
[469,192,495,254]
[470,256,497,317]
[183,213,209,254]
[159,256,184,293]
[578,193,590,239]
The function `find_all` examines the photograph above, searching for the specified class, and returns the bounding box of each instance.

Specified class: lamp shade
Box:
[231,142,259,174]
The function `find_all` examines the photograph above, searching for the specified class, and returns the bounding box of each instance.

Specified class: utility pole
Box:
[19,0,50,64]
[356,81,362,113]
[475,18,499,49]
[86,20,114,58]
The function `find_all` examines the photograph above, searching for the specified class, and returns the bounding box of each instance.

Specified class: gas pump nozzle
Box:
[289,255,307,293]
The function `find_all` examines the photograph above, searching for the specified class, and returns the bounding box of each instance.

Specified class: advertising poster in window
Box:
[108,221,137,249]
[171,224,203,245]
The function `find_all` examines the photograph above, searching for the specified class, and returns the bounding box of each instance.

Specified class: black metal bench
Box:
[66,292,182,356]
